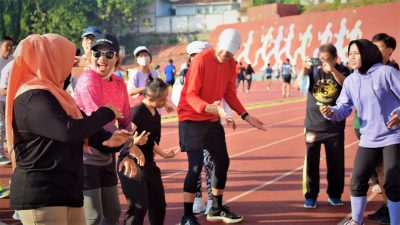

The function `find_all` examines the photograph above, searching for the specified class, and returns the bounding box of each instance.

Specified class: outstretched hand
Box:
[245,115,266,131]
[103,130,133,148]
[225,117,236,130]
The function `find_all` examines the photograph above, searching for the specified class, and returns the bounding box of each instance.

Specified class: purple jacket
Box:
[329,63,400,148]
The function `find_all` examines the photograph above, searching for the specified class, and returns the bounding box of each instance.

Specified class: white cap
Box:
[216,28,241,55]
[133,46,151,57]
[186,41,211,55]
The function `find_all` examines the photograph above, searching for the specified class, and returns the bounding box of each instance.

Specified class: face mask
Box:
[137,56,151,66]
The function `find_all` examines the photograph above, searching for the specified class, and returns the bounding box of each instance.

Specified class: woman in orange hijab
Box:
[6,34,134,225]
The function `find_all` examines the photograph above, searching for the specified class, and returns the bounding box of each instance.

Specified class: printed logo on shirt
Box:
[312,78,339,105]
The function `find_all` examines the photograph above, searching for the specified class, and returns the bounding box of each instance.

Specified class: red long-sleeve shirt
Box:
[178,48,246,121]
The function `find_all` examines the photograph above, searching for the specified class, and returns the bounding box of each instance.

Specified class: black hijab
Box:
[348,39,383,74]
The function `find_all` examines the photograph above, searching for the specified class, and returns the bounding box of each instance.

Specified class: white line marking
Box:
[224,140,359,204]
[161,105,304,136]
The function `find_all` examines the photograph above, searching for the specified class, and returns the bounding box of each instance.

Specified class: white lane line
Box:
[224,140,359,204]
[337,192,378,225]
[161,105,305,136]
[163,131,305,179]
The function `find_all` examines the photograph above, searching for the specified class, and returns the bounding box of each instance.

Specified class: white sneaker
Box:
[204,199,213,215]
[372,184,382,194]
[12,211,20,220]
[192,197,206,214]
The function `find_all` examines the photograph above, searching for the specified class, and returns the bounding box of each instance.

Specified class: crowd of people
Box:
[0,24,399,225]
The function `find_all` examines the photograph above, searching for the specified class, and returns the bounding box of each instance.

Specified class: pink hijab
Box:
[6,34,81,150]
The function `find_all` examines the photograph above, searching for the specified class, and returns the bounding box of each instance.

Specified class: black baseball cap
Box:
[91,34,120,52]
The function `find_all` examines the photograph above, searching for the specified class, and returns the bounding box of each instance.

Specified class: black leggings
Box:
[351,144,400,201]
[181,121,230,193]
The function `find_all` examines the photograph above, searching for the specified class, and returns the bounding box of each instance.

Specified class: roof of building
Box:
[170,0,236,5]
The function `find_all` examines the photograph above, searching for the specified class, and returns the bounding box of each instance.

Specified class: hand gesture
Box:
[225,117,236,130]
[387,111,400,129]
[133,130,150,146]
[105,104,124,119]
[205,101,220,115]
[245,115,266,131]
[102,130,133,148]
[129,145,145,166]
[161,148,180,159]
[319,106,334,117]
[164,101,175,113]
[118,156,137,178]
[321,60,335,74]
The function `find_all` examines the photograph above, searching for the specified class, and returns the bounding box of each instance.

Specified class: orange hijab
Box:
[6,34,81,151]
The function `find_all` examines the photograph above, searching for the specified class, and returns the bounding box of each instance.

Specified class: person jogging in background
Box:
[177,28,266,225]
[164,58,176,86]
[320,39,400,225]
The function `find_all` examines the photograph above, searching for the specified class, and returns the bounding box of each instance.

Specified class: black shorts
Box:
[83,159,118,190]
[265,75,272,80]
[282,74,291,83]
[179,120,227,152]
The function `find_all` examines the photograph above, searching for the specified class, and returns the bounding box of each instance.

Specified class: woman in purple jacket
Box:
[320,39,400,225]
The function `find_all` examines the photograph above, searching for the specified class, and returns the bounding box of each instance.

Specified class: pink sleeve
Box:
[75,73,104,115]
[117,80,132,131]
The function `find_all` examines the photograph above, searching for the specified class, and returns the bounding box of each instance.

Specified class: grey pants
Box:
[83,185,121,225]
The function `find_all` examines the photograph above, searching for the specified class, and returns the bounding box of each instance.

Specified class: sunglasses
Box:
[92,50,116,59]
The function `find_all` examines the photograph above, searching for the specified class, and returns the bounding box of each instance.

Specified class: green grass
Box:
[302,0,400,14]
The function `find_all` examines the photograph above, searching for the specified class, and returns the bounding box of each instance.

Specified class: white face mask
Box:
[137,56,151,66]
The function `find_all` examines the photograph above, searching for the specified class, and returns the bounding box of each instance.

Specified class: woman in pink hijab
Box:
[6,34,134,225]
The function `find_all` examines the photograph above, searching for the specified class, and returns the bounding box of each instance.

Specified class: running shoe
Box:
[180,215,200,225]
[368,203,388,220]
[0,185,10,199]
[0,156,11,166]
[207,205,243,223]
[328,197,343,206]
[343,219,364,225]
[304,198,317,208]
[192,197,206,214]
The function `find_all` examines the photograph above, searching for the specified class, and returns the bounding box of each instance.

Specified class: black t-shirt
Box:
[304,64,350,132]
[11,89,115,209]
[387,60,399,70]
[121,103,161,163]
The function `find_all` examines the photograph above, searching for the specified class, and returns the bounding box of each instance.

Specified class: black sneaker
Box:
[180,215,200,225]
[378,213,390,225]
[367,204,388,220]
[207,206,244,223]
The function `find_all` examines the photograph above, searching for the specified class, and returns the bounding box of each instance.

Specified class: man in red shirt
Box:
[178,28,265,225]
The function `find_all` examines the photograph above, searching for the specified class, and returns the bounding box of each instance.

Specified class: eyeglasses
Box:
[92,50,116,59]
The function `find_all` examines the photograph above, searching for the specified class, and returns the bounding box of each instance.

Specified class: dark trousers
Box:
[117,160,166,225]
[351,144,400,201]
[303,131,345,199]
[179,120,230,193]
[246,78,252,90]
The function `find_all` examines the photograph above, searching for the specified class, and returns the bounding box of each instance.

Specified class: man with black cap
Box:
[177,28,265,225]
